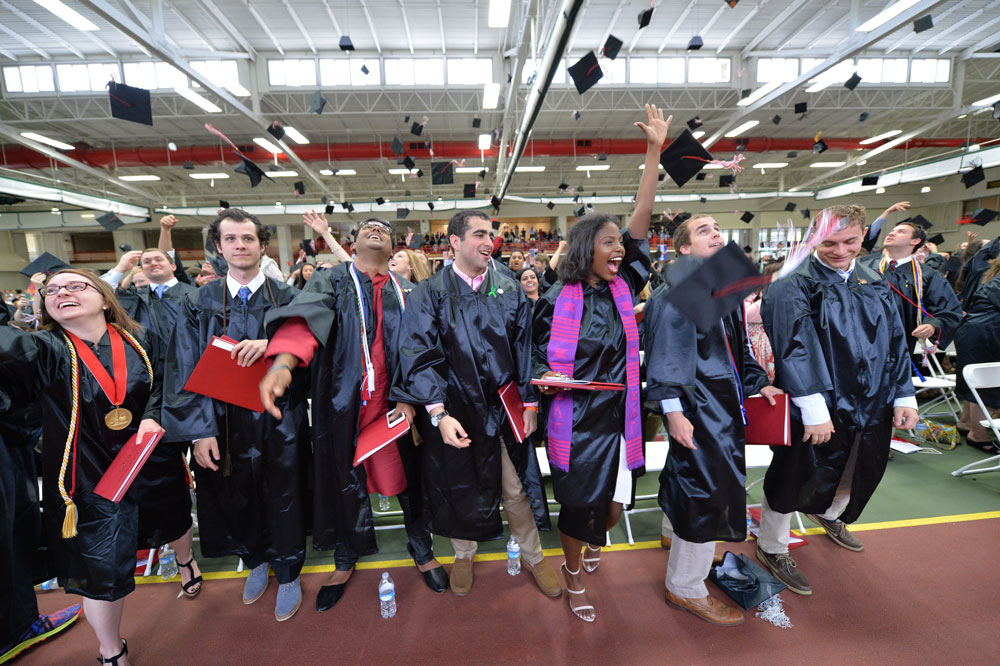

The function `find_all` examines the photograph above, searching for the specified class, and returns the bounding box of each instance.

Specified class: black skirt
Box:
[556,444,634,546]
[135,441,193,548]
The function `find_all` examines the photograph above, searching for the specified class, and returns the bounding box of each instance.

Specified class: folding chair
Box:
[951,362,1000,477]
[619,440,669,545]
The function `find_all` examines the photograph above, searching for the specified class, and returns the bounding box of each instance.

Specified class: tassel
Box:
[223,450,232,477]
[62,501,78,539]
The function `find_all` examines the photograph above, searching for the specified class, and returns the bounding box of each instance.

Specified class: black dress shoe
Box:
[316,582,348,612]
[420,566,449,593]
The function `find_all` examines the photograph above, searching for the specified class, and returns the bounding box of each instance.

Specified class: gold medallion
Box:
[104,407,133,431]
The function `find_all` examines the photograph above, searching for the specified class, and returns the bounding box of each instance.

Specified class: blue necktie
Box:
[154,284,166,300]
[237,286,251,306]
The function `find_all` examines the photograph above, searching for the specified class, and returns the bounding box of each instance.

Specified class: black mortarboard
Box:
[321,195,329,204]
[970,208,998,225]
[402,155,415,171]
[573,205,586,217]
[96,211,124,232]
[20,251,71,279]
[234,153,271,187]
[695,172,707,181]
[546,201,555,210]
[927,233,945,245]
[568,51,603,94]
[405,190,411,197]
[266,121,285,141]
[603,35,623,60]
[688,35,704,50]
[786,151,798,158]
[183,161,194,169]
[724,0,740,6]
[416,169,424,178]
[687,116,703,131]
[719,174,735,187]
[325,204,335,215]
[663,242,763,332]
[391,136,405,156]
[490,195,501,210]
[906,214,933,229]
[310,90,327,114]
[699,197,707,204]
[784,202,796,212]
[343,202,355,213]
[558,179,569,190]
[659,129,713,188]
[598,152,608,161]
[962,165,985,188]
[375,197,385,205]
[573,110,581,120]
[293,181,305,196]
[638,7,653,28]
[794,101,807,115]
[801,208,811,219]
[472,115,481,128]
[844,73,862,90]
[108,81,153,126]
[396,207,410,219]
[914,14,933,33]
[478,169,487,178]
[813,139,829,154]
[463,183,476,198]
[740,88,751,100]
[404,115,410,123]
[431,161,454,185]
[410,122,423,137]
[859,111,870,122]
[361,64,370,75]
[740,211,754,224]
[861,175,879,186]
[658,173,666,182]
[427,202,435,211]
[339,35,355,51]
[993,101,1000,120]
[771,114,782,125]
[219,199,230,209]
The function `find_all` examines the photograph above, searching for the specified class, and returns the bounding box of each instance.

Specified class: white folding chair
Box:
[745,446,806,534]
[952,362,1000,477]
[619,440,669,545]
[911,342,960,420]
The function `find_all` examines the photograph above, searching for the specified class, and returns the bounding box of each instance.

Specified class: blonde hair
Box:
[823,204,867,229]
[401,249,431,282]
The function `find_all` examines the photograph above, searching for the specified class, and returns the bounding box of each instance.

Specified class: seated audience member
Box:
[955,257,1000,453]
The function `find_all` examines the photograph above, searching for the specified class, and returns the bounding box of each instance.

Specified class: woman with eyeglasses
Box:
[0,269,164,666]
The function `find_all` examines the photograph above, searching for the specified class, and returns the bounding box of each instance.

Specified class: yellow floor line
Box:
[134,510,1000,584]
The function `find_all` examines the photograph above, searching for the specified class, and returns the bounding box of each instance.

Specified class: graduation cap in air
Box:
[794,102,807,115]
[598,152,608,161]
[361,64,370,75]
[659,129,713,188]
[478,169,487,179]
[396,207,410,219]
[490,195,501,210]
[573,205,586,217]
[859,111,870,123]
[913,14,933,33]
[784,202,797,212]
[558,179,569,191]
[96,211,124,232]
[699,197,708,204]
[375,197,386,205]
[182,161,195,170]
[325,204,335,215]
[771,114,782,125]
[339,35,355,51]
[573,110,581,121]
[234,153,271,187]
[427,202,435,211]
[401,155,416,171]
[844,73,862,91]
[391,136,405,157]
[416,169,424,178]
[801,208,811,220]
[293,181,305,196]
[968,208,998,226]
[310,90,327,114]
[695,173,707,181]
[463,183,476,198]
[266,121,285,141]
[108,81,153,126]
[861,175,879,187]
[662,241,763,332]
[962,165,985,188]
[813,139,829,154]
[687,116,703,131]
[786,151,798,159]
[927,233,945,246]
[688,36,704,51]
[740,211,754,224]
[410,122,424,137]
[603,35,623,60]
[993,101,1000,120]
[638,7,653,28]
[724,0,740,7]
[431,161,454,185]
[568,51,603,94]
[342,202,355,213]
[546,201,556,210]
[904,214,934,229]
[719,174,735,188]
[214,200,229,211]
[472,114,482,128]
[20,251,71,279]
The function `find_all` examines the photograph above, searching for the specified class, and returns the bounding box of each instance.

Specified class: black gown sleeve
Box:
[139,329,164,423]
[883,293,917,401]
[761,276,835,397]
[162,293,219,441]
[389,281,448,406]
[172,251,192,285]
[531,292,555,379]
[620,230,652,296]
[511,289,538,404]
[0,327,60,410]
[643,287,698,405]
[264,269,340,344]
[923,269,962,349]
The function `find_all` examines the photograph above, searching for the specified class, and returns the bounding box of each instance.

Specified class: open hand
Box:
[635,103,672,149]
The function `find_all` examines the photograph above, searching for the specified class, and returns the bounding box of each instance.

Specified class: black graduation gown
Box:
[644,257,770,543]
[163,277,311,580]
[0,326,161,601]
[858,254,962,353]
[389,265,548,542]
[923,254,945,273]
[954,276,1000,407]
[761,257,913,523]
[118,282,199,548]
[263,265,423,557]
[531,231,650,511]
[959,237,1000,305]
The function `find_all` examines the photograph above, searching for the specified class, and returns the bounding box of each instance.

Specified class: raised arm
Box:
[304,210,352,265]
[628,104,672,240]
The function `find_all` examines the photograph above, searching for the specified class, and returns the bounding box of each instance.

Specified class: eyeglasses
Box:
[359,220,393,236]
[43,281,98,296]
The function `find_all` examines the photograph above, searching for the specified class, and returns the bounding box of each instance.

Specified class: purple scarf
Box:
[547,278,644,473]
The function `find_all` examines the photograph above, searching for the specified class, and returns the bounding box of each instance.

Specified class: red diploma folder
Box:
[183,336,268,413]
[354,411,410,467]
[530,377,625,391]
[498,381,527,443]
[94,431,164,503]
[744,394,791,446]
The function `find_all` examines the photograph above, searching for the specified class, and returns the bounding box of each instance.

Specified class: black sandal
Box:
[177,558,203,598]
[96,638,127,665]
[965,438,1000,454]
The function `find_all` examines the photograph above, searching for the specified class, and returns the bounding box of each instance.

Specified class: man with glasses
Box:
[260,216,449,613]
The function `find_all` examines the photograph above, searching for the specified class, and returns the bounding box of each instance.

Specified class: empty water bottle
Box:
[39,577,58,591]
[506,536,521,576]
[158,546,178,580]
[913,420,929,441]
[379,572,396,618]
[377,493,391,512]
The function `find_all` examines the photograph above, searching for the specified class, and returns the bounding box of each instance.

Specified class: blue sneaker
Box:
[243,563,270,605]
[274,577,301,622]
[0,604,82,664]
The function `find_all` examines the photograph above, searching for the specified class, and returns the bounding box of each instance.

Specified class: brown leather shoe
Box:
[660,535,672,551]
[449,558,474,596]
[665,589,744,626]
[526,558,562,598]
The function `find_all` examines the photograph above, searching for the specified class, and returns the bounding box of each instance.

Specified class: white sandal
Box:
[582,545,601,574]
[561,563,596,623]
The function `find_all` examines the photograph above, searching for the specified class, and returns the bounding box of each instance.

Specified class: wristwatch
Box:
[430,410,449,428]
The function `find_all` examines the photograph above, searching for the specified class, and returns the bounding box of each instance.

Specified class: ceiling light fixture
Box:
[575,164,610,171]
[173,86,222,113]
[283,127,309,145]
[31,0,99,31]
[253,137,283,154]
[488,0,511,28]
[188,173,230,179]
[267,170,298,177]
[753,162,788,169]
[971,92,1000,107]
[118,175,160,181]
[856,0,921,32]
[478,133,492,149]
[335,169,357,175]
[859,129,902,145]
[482,83,501,110]
[515,165,546,172]
[810,161,847,167]
[724,120,759,138]
[20,132,75,151]
[692,130,706,139]
[920,186,931,193]
[456,166,488,174]
[737,81,782,107]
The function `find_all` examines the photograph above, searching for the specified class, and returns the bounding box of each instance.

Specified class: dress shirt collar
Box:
[451,262,487,292]
[883,253,913,268]
[226,270,266,298]
[813,252,855,282]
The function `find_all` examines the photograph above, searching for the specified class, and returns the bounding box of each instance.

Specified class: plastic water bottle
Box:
[158,546,178,580]
[39,577,58,591]
[379,572,396,618]
[377,493,391,512]
[913,420,929,442]
[506,536,521,576]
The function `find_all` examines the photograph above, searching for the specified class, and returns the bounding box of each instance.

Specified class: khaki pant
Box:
[451,441,543,565]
